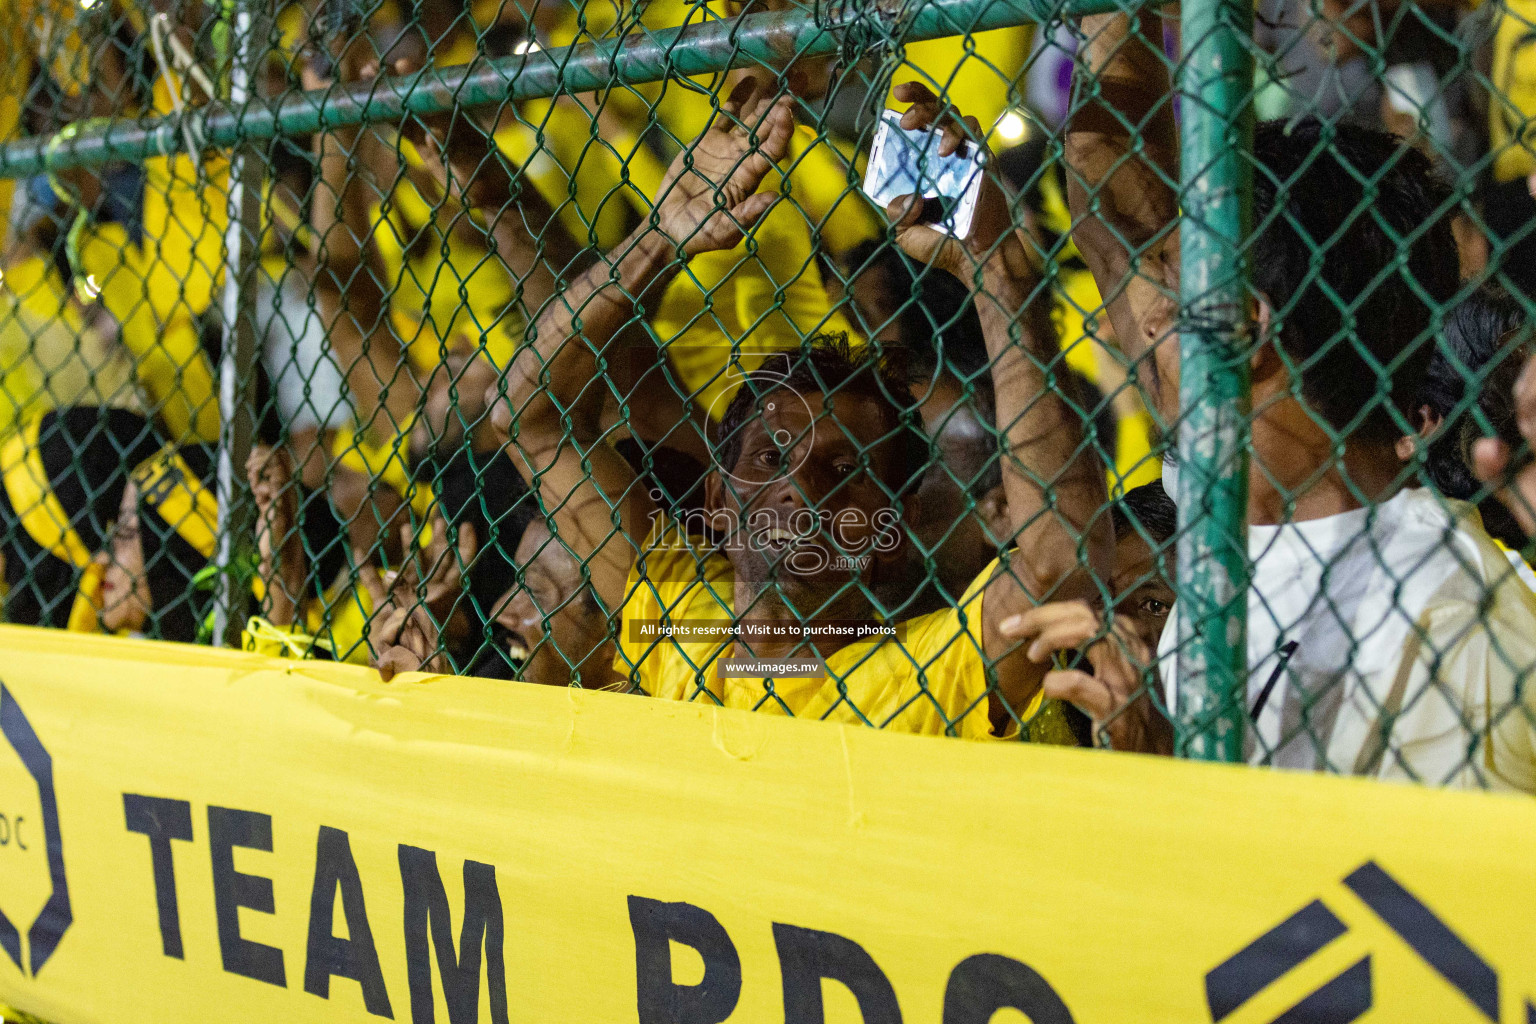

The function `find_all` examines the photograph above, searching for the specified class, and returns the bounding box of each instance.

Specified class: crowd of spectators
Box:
[2,0,1536,791]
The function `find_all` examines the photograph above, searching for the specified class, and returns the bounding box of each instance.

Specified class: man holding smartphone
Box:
[493,76,1111,738]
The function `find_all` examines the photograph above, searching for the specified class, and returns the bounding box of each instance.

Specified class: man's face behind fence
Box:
[909,375,1006,600]
[1144,120,1458,445]
[706,387,905,617]
[99,482,151,635]
[497,520,611,688]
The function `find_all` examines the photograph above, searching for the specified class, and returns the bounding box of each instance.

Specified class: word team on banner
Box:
[0,627,1528,1023]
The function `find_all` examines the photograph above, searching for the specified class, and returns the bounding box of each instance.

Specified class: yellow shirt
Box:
[0,254,142,437]
[0,0,31,221]
[74,223,220,443]
[304,573,379,666]
[783,127,882,257]
[1491,0,1536,182]
[371,149,523,373]
[495,97,670,253]
[327,424,437,522]
[615,519,1048,739]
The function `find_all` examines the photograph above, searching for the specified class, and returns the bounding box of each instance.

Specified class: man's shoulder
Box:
[1250,491,1534,670]
[1369,491,1518,596]
[1417,567,1536,647]
[883,558,1000,657]
[1388,496,1536,647]
[625,514,734,611]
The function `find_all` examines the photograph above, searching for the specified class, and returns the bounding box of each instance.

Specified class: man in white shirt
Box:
[1203,487,1536,787]
[1003,11,1536,792]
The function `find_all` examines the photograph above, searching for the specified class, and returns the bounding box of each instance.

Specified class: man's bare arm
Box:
[1065,11,1180,373]
[886,83,1112,728]
[397,60,708,466]
[305,55,417,437]
[976,231,1112,718]
[498,77,795,617]
[498,231,679,623]
[391,55,583,318]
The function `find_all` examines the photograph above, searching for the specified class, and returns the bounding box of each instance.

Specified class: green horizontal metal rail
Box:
[0,0,1135,177]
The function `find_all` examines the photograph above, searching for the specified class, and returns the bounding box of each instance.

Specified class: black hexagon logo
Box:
[0,683,71,976]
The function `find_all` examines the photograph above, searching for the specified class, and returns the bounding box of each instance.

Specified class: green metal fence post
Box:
[211,0,269,646]
[1175,0,1253,759]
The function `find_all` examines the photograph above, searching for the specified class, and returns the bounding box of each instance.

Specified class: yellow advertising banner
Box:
[0,624,1530,1023]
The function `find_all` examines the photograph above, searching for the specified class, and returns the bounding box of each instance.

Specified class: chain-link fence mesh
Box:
[1,0,1534,787]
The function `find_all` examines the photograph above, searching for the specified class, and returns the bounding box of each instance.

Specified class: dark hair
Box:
[1251,118,1459,443]
[1477,178,1536,303]
[1419,289,1532,547]
[713,334,927,495]
[1422,289,1526,500]
[1111,480,1178,547]
[614,437,708,516]
[428,446,537,630]
[840,241,988,378]
[137,444,218,644]
[0,407,161,627]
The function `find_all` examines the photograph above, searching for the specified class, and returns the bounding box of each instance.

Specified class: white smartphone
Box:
[861,108,986,239]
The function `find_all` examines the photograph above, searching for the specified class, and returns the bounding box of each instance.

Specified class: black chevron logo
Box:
[1206,861,1523,1023]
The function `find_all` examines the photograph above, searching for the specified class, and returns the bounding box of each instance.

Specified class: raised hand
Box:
[389,55,502,209]
[361,589,445,681]
[247,445,304,626]
[299,25,382,91]
[357,514,478,681]
[414,512,479,619]
[653,75,794,257]
[376,610,446,682]
[882,81,1018,280]
[1001,600,1175,754]
[1473,352,1536,536]
[358,551,443,681]
[386,53,577,309]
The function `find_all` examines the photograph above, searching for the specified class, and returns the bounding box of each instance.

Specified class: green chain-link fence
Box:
[1,0,1534,787]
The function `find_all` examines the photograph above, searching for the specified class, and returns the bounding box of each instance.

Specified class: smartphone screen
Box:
[861,109,985,239]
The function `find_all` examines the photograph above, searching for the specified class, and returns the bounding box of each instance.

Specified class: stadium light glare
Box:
[996,109,1028,144]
